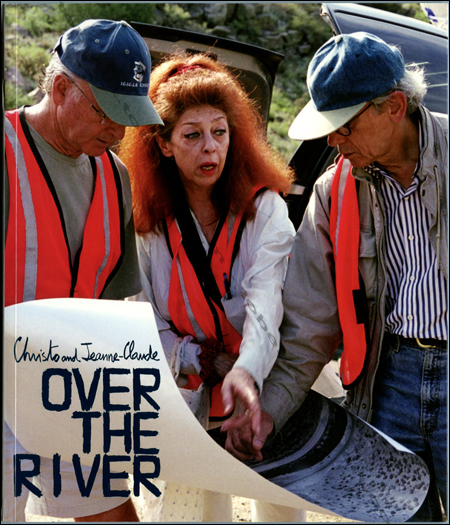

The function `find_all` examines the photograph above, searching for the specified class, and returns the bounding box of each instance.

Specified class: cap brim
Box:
[90,84,163,127]
[289,100,366,141]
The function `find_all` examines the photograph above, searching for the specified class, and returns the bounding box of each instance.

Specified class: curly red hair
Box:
[117,53,294,234]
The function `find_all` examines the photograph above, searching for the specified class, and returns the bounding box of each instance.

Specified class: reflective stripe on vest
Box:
[4,109,124,307]
[166,211,244,420]
[330,156,370,389]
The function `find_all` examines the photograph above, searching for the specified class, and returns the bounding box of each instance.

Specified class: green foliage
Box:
[55,3,156,28]
[160,4,191,29]
[10,44,49,80]
[228,4,263,43]
[278,3,329,50]
[267,85,304,161]
[4,3,157,36]
[18,5,48,35]
[412,9,430,24]
[4,82,36,110]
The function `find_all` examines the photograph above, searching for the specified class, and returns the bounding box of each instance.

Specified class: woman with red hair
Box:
[119,53,304,522]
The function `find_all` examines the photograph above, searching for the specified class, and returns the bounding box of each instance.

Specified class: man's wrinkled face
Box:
[55,75,126,158]
[327,102,395,169]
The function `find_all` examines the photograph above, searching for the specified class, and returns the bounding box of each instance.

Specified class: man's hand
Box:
[213,353,239,378]
[222,409,273,461]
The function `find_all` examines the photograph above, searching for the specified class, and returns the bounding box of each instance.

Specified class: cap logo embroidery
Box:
[133,61,146,83]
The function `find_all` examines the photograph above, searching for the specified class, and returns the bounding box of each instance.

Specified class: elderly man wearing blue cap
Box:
[224,32,447,522]
[4,19,162,522]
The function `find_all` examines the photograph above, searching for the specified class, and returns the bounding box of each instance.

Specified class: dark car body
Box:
[132,2,448,230]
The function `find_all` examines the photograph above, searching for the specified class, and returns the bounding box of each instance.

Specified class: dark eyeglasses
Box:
[63,74,108,125]
[335,102,373,136]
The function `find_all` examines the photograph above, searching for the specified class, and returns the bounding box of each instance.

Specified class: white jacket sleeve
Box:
[231,191,295,390]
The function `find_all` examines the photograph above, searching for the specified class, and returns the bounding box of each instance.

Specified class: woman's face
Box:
[158,105,230,196]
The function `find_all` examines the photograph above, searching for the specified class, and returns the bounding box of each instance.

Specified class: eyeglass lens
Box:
[336,102,373,136]
[64,74,108,125]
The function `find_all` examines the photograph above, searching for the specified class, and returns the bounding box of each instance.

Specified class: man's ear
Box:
[387,91,408,123]
[156,135,173,158]
[52,74,71,107]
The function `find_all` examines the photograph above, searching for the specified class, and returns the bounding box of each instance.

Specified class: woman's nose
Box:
[202,132,216,152]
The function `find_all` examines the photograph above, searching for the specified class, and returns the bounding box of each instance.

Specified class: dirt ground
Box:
[26,494,354,523]
[230,496,353,523]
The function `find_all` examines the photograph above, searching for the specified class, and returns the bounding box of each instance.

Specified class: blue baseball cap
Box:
[54,19,163,126]
[289,32,405,140]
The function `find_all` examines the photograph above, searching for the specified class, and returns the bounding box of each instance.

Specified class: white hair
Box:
[372,66,428,115]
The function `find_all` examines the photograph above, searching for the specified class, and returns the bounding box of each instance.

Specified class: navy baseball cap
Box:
[289,32,405,140]
[54,19,163,126]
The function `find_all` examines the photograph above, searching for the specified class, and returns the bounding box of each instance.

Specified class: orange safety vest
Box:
[165,189,265,421]
[329,156,370,389]
[4,109,124,307]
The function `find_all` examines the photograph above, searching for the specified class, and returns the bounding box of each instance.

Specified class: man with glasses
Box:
[4,19,162,522]
[224,32,447,522]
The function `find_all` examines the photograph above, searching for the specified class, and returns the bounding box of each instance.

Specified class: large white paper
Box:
[4,298,337,515]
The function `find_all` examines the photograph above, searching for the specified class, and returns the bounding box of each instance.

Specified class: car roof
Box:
[131,22,284,128]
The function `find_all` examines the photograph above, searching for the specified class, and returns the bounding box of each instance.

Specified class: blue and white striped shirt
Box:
[365,125,447,341]
[379,172,447,340]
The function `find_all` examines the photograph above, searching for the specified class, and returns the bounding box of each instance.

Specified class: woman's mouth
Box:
[201,163,218,174]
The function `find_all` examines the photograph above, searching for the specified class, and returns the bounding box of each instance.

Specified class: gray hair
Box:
[372,65,428,115]
[38,53,86,96]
